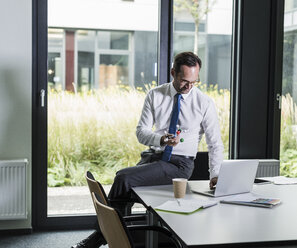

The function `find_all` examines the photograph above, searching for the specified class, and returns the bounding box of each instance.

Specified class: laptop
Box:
[190,160,259,197]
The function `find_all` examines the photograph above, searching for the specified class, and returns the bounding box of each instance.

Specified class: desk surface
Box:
[133,181,297,247]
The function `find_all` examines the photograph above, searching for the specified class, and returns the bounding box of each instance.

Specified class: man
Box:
[72,51,224,248]
[108,51,224,205]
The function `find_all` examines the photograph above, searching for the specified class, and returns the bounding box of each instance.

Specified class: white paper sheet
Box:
[259,176,297,185]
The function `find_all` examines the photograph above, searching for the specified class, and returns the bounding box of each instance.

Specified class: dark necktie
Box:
[162,93,181,161]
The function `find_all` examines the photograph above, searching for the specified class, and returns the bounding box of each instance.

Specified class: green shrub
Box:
[48,86,147,186]
[280,149,297,177]
[48,86,297,186]
[279,94,297,177]
[48,83,231,186]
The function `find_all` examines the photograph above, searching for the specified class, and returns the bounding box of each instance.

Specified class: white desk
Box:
[132,181,297,247]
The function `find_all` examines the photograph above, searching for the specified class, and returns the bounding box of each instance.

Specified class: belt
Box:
[149,149,195,160]
[171,154,195,160]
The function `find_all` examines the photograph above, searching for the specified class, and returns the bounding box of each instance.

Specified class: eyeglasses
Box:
[179,77,200,86]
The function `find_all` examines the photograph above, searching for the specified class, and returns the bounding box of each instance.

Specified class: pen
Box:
[176,199,181,206]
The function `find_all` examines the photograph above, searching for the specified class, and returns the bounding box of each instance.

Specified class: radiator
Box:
[0,159,27,220]
[256,159,280,177]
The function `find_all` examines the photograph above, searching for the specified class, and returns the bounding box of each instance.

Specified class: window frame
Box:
[230,0,284,159]
[32,0,285,230]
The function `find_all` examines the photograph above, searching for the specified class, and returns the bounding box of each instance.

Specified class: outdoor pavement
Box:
[48,185,144,215]
[48,185,111,215]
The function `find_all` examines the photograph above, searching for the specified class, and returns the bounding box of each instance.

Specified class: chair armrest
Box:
[109,198,147,216]
[123,214,147,222]
[109,198,143,205]
[127,225,183,248]
[108,198,146,210]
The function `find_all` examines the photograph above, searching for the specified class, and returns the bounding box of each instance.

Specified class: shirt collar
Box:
[169,82,192,100]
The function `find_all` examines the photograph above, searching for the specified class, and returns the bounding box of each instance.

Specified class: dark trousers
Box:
[108,149,195,201]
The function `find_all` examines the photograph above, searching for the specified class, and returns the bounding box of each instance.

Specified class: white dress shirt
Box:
[136,82,224,178]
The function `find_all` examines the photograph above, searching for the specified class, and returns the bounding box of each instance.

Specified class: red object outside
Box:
[65,31,75,92]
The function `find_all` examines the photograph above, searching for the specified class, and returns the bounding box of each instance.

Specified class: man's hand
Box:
[209,177,218,189]
[160,133,180,147]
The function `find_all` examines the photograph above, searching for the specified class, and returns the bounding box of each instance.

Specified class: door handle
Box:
[40,89,45,107]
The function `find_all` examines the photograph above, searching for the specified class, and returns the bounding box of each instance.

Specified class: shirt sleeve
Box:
[136,91,163,147]
[201,99,224,179]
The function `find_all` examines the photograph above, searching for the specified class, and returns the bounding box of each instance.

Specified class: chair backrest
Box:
[189,152,210,180]
[86,171,108,205]
[92,192,133,248]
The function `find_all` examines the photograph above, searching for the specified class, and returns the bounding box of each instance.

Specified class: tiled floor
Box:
[0,229,109,248]
[1,230,297,248]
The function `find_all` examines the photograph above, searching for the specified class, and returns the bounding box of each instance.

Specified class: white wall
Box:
[48,0,159,31]
[48,0,232,34]
[0,0,32,230]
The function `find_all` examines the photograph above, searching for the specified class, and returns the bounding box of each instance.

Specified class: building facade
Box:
[48,0,233,91]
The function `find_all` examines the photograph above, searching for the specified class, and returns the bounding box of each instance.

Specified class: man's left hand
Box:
[209,177,218,189]
[161,133,180,147]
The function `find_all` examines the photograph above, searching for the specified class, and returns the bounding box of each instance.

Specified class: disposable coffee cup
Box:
[172,178,187,198]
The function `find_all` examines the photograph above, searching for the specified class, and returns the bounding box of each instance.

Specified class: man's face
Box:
[172,64,200,94]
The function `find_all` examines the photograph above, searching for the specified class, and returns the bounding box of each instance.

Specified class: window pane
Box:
[174,34,195,52]
[77,30,95,91]
[48,28,64,90]
[173,0,232,158]
[98,31,129,50]
[99,54,129,87]
[48,0,159,216]
[280,0,297,178]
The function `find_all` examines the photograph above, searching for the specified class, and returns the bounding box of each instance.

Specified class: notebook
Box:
[190,160,259,197]
[155,198,218,214]
[220,193,281,208]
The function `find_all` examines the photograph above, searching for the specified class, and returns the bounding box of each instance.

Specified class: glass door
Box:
[47,0,159,216]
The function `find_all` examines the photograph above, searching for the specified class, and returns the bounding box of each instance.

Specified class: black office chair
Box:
[189,152,210,180]
[75,171,147,248]
[92,192,183,248]
[86,171,146,222]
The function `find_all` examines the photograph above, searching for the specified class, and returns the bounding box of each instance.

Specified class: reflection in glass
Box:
[99,55,129,88]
